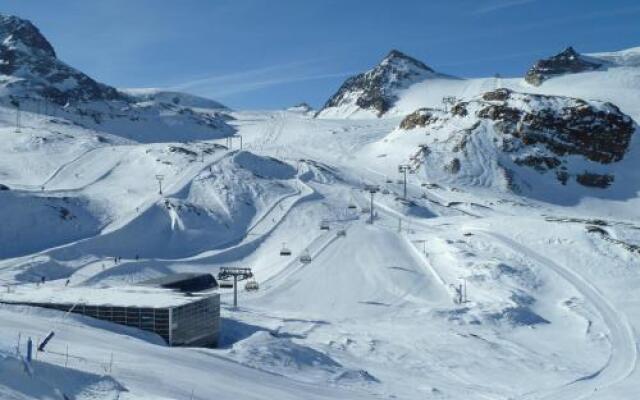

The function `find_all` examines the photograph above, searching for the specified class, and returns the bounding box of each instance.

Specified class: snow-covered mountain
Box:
[1,10,640,400]
[524,46,640,86]
[0,13,233,142]
[121,88,229,110]
[316,49,454,118]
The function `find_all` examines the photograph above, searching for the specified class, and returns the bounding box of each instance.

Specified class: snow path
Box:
[475,230,637,400]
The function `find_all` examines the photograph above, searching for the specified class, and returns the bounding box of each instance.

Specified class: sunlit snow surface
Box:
[0,49,640,400]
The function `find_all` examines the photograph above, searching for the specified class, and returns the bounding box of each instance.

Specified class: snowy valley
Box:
[0,12,639,400]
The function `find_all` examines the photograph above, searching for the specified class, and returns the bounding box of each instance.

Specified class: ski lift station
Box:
[0,273,220,347]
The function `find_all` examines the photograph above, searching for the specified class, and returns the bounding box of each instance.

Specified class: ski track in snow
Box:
[475,231,638,400]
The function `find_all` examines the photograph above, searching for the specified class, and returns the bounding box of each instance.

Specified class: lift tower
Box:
[364,184,380,224]
[217,267,253,309]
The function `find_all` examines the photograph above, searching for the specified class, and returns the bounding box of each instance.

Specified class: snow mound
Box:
[233,151,296,179]
[230,331,378,385]
[63,151,298,260]
[0,353,125,400]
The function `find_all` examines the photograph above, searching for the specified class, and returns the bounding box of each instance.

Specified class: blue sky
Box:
[3,0,640,109]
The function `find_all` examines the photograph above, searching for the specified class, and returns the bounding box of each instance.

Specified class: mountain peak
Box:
[317,50,443,118]
[525,46,602,86]
[380,49,434,72]
[0,13,125,105]
[0,14,56,58]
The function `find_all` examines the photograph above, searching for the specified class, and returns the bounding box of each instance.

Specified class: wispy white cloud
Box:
[473,0,536,15]
[169,59,354,98]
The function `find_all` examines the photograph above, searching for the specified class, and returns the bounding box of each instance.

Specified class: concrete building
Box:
[0,273,220,347]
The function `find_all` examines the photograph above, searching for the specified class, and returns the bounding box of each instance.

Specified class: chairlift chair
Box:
[280,242,292,256]
[245,279,259,291]
[299,251,312,264]
[337,229,346,237]
[347,203,357,209]
[320,220,330,230]
[220,282,234,289]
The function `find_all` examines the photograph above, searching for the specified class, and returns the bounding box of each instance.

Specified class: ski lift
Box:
[361,207,370,214]
[382,188,390,195]
[385,177,393,183]
[245,279,259,291]
[280,242,292,256]
[299,251,312,264]
[219,282,234,289]
[320,220,330,230]
[337,229,346,237]
[347,203,357,209]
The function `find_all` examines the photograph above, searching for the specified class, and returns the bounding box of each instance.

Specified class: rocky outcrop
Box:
[576,172,614,188]
[399,108,442,129]
[400,88,635,190]
[525,47,602,86]
[318,50,448,117]
[477,89,634,165]
[288,102,313,113]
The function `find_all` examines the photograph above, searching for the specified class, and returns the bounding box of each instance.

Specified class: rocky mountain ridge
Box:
[524,47,603,86]
[317,49,452,118]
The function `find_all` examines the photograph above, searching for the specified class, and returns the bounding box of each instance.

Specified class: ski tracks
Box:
[475,230,637,400]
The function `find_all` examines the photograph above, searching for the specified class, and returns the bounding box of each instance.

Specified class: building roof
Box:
[140,273,218,293]
[0,284,218,309]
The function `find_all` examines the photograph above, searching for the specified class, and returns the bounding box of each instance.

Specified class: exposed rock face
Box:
[576,172,614,188]
[400,88,635,190]
[288,102,313,113]
[399,108,441,130]
[478,89,634,165]
[318,50,446,117]
[525,47,602,86]
[0,14,124,105]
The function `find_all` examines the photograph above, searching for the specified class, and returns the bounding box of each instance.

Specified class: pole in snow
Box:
[398,165,410,201]
[26,337,33,362]
[364,185,379,224]
[155,174,164,195]
[233,275,238,308]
